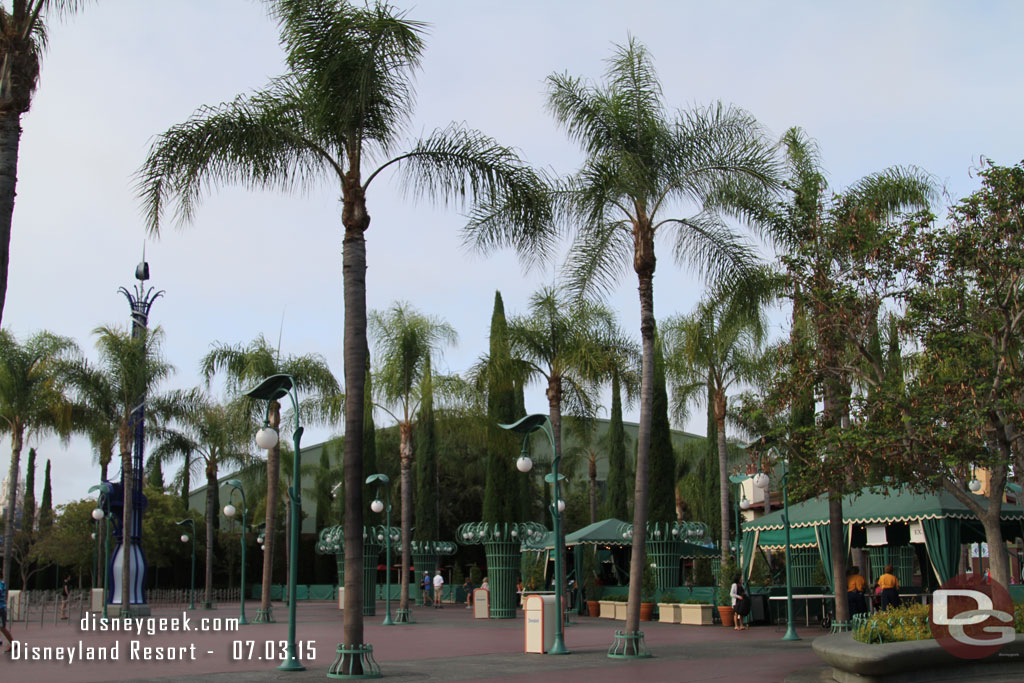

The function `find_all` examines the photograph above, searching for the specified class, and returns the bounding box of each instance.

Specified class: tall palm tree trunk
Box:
[341,202,369,660]
[715,393,730,562]
[0,110,23,328]
[2,426,23,583]
[260,401,281,617]
[627,234,656,643]
[588,453,597,524]
[204,468,217,608]
[398,422,413,611]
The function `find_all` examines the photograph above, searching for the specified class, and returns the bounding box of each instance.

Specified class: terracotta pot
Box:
[718,605,735,628]
[639,602,655,621]
[586,600,600,618]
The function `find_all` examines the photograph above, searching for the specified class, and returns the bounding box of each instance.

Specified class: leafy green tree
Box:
[200,334,339,620]
[370,301,456,615]
[152,393,254,608]
[0,329,76,581]
[482,291,520,523]
[605,368,629,520]
[21,446,34,531]
[648,333,675,524]
[414,355,438,540]
[34,498,93,582]
[37,457,51,530]
[0,0,88,327]
[140,2,544,655]
[468,37,778,640]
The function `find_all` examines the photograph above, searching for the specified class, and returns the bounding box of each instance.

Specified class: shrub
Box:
[657,593,680,604]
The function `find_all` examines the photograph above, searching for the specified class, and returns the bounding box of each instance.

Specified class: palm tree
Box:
[138,1,545,655]
[152,393,254,608]
[369,301,456,617]
[467,38,778,640]
[200,334,339,621]
[0,1,87,326]
[663,296,765,565]
[84,325,174,611]
[0,329,76,581]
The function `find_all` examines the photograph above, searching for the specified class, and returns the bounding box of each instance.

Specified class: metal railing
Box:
[8,588,245,627]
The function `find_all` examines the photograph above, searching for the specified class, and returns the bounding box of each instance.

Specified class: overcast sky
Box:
[4,0,1022,508]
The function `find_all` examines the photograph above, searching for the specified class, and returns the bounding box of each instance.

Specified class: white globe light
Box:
[622,531,629,540]
[371,499,384,513]
[511,529,517,538]
[557,499,566,512]
[260,545,266,551]
[223,504,236,518]
[516,455,533,473]
[180,534,189,543]
[753,473,770,490]
[92,508,105,520]
[377,534,384,542]
[255,426,279,450]
[91,532,97,540]
[740,498,751,510]
[969,479,982,492]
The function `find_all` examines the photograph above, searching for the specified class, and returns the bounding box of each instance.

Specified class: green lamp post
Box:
[500,414,569,655]
[89,483,113,619]
[752,446,799,641]
[244,373,304,671]
[223,479,248,625]
[176,518,196,610]
[366,474,395,626]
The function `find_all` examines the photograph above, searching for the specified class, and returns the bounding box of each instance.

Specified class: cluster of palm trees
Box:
[3,0,975,659]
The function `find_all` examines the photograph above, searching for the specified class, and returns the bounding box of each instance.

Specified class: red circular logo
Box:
[929,573,1015,659]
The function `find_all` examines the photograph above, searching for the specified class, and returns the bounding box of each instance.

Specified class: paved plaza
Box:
[2,600,830,682]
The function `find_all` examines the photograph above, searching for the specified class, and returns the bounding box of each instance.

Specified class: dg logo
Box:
[930,574,1015,659]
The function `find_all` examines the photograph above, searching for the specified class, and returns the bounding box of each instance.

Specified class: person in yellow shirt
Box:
[847,567,867,615]
[877,564,900,610]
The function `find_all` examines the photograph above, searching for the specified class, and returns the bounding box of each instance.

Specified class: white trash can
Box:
[473,588,490,619]
[524,594,556,653]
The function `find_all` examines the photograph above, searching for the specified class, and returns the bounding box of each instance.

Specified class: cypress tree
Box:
[648,334,676,523]
[38,459,53,530]
[22,448,36,531]
[181,453,191,509]
[483,291,519,522]
[362,351,377,521]
[606,368,628,520]
[148,458,165,490]
[414,355,438,540]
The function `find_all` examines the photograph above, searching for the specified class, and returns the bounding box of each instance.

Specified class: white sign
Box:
[909,521,925,544]
[866,524,887,546]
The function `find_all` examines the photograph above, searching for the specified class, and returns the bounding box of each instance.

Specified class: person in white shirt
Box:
[432,570,444,609]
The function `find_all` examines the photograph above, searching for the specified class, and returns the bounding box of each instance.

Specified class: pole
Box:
[279,422,304,671]
[103,518,110,620]
[383,492,393,625]
[240,495,248,625]
[782,460,799,641]
[542,420,568,655]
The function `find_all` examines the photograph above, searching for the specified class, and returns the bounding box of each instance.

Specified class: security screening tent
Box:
[740,485,1024,587]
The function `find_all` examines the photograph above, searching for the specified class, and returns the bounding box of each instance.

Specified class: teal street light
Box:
[366,474,394,626]
[245,374,304,672]
[223,479,249,625]
[754,446,799,641]
[176,519,196,610]
[500,414,569,655]
[89,483,113,619]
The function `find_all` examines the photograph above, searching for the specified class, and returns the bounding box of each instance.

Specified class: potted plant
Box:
[599,594,619,619]
[717,557,738,628]
[679,598,715,625]
[657,592,681,623]
[639,557,657,621]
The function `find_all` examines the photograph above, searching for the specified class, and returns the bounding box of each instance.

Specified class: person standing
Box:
[432,570,445,609]
[61,575,71,619]
[729,574,748,630]
[463,576,473,609]
[847,567,867,616]
[421,571,432,606]
[877,564,900,610]
[0,570,13,652]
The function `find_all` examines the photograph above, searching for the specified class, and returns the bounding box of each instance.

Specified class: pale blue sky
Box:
[4,0,1022,506]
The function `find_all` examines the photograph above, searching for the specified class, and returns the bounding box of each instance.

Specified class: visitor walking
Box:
[61,575,71,619]
[432,570,445,609]
[877,564,900,610]
[0,570,13,652]
[421,571,432,606]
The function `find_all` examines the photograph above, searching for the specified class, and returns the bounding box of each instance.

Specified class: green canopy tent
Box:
[742,486,1024,586]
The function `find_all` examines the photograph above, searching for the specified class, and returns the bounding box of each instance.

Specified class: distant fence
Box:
[7,588,244,626]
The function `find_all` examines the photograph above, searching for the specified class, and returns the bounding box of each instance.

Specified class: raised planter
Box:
[586,600,600,618]
[598,600,617,619]
[639,602,654,621]
[679,603,714,625]
[614,601,628,620]
[718,604,734,628]
[814,632,1024,683]
[657,603,680,623]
